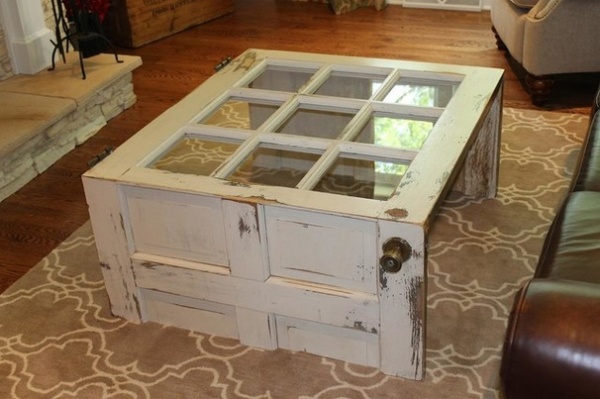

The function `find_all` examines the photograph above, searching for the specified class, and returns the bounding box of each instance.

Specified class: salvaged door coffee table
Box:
[83,49,503,380]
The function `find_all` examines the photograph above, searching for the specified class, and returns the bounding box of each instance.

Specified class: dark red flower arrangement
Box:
[61,0,111,23]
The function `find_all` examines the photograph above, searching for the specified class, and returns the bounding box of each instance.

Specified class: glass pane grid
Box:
[146,59,464,200]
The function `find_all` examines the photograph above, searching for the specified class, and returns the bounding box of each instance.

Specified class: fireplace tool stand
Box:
[48,0,123,80]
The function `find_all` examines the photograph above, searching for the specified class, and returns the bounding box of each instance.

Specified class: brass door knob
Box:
[380,238,412,273]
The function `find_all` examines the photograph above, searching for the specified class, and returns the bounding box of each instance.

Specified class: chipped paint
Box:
[348,321,377,334]
[379,266,388,290]
[385,208,409,219]
[407,275,424,372]
[99,262,111,270]
[225,180,250,188]
[353,321,367,331]
[240,195,283,205]
[238,217,252,238]
[234,51,257,72]
[141,261,159,269]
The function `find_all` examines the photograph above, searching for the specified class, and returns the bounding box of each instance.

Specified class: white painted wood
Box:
[142,289,239,338]
[83,49,504,380]
[131,259,380,332]
[265,207,378,293]
[377,220,426,379]
[82,177,141,322]
[236,308,277,350]
[276,315,379,368]
[123,186,229,266]
[223,200,269,280]
[454,84,503,198]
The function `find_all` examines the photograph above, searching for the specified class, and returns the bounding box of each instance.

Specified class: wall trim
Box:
[0,0,53,75]
[388,0,492,10]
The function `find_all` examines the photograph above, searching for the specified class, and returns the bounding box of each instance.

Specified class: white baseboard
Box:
[9,28,54,75]
[388,0,491,10]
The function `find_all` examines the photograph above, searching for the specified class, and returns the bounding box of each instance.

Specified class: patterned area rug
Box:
[0,108,588,398]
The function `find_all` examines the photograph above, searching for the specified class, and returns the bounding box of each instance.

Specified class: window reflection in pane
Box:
[314,72,386,99]
[379,79,460,107]
[151,136,240,176]
[200,100,280,130]
[355,115,434,150]
[314,157,408,200]
[276,107,355,139]
[247,66,316,92]
[228,146,321,188]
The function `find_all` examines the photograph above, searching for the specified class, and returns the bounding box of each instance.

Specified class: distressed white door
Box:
[83,49,503,380]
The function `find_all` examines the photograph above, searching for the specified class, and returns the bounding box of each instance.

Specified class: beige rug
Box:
[0,108,589,398]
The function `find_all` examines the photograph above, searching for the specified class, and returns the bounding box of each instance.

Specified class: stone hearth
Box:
[0,52,142,201]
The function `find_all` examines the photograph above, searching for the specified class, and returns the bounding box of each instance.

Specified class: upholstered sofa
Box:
[491,0,600,105]
[500,87,600,398]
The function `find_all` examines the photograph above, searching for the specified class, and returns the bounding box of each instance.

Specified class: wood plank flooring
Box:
[1,0,599,293]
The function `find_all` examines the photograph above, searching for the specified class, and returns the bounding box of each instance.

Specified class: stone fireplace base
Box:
[0,51,142,201]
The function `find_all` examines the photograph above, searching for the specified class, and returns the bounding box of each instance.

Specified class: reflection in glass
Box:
[276,107,355,139]
[247,65,316,92]
[200,100,279,130]
[314,72,386,99]
[354,114,434,150]
[151,136,240,176]
[228,145,321,188]
[379,79,460,107]
[314,156,408,200]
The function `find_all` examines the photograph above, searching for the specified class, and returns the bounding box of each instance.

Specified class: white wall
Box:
[0,0,54,77]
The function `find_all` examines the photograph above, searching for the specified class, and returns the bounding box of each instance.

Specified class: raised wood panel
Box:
[265,207,377,293]
[141,288,239,338]
[276,315,379,368]
[132,259,380,332]
[223,200,269,281]
[236,307,278,350]
[124,187,229,266]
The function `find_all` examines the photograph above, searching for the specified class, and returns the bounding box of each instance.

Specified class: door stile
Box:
[83,177,142,323]
[377,219,426,379]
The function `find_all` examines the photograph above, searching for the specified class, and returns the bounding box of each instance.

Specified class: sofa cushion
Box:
[574,96,600,191]
[536,191,600,282]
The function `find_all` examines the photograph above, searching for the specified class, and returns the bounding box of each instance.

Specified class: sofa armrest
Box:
[521,0,600,75]
[528,0,560,20]
[501,279,600,399]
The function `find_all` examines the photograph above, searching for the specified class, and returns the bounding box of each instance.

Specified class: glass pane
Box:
[354,114,434,150]
[276,107,355,139]
[151,136,241,176]
[379,78,460,107]
[314,72,387,99]
[228,145,321,188]
[313,156,408,200]
[247,65,316,92]
[200,99,280,130]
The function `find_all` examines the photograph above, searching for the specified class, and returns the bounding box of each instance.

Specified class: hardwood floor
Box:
[1,0,598,293]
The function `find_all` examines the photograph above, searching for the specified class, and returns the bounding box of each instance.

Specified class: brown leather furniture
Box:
[500,87,600,398]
